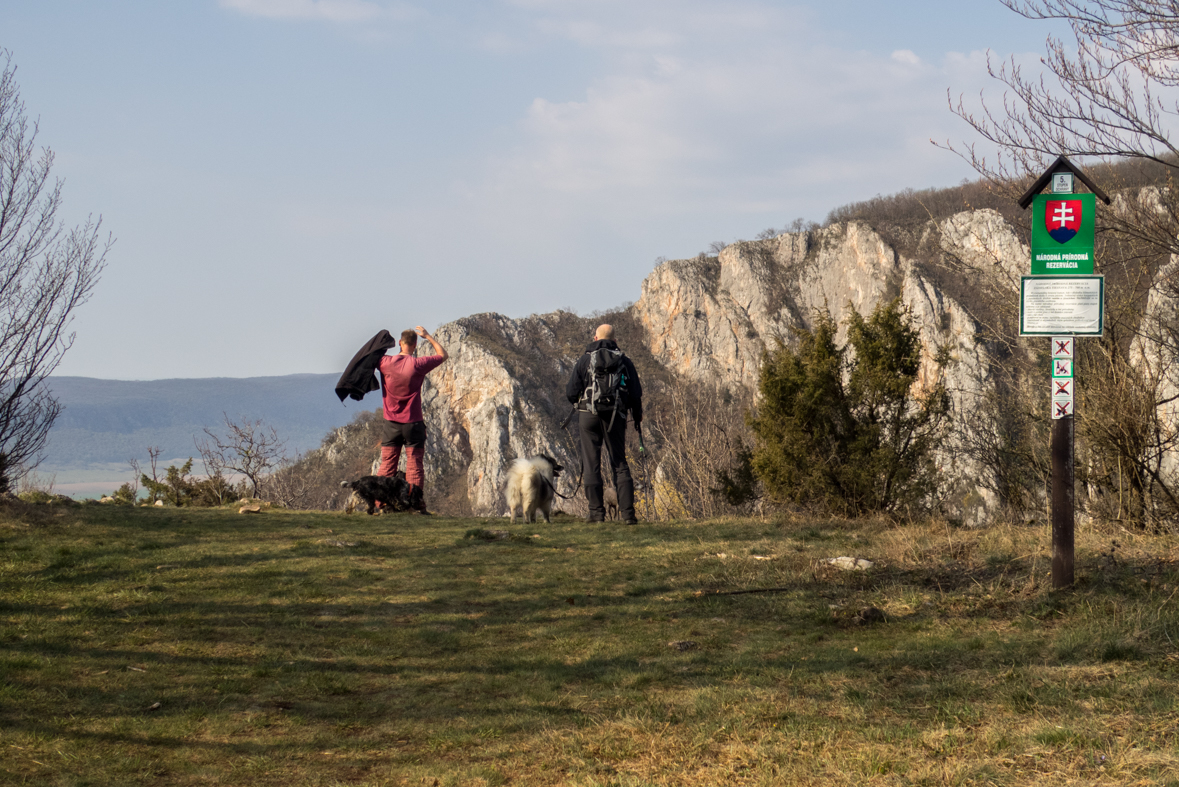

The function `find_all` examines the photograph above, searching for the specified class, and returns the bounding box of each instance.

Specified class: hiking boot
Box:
[415,505,432,516]
[585,515,604,523]
[623,517,639,525]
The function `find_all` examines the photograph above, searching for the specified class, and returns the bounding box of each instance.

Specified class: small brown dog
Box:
[604,485,618,521]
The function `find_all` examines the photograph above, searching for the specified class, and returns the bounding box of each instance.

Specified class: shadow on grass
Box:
[5,506,1179,766]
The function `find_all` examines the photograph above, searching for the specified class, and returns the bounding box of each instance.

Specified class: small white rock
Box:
[826,556,874,571]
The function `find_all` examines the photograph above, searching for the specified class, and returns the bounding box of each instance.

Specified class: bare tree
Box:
[950,0,1179,251]
[128,457,141,488]
[966,2,1179,158]
[947,1,1179,527]
[137,447,163,503]
[0,51,109,491]
[196,414,286,499]
[191,435,238,506]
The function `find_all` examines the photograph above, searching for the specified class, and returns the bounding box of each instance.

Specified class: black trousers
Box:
[379,419,427,448]
[578,410,635,521]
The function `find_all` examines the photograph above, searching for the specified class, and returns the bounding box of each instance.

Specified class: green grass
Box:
[2,503,1179,786]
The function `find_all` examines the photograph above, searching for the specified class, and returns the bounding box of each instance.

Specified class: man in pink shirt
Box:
[377,326,448,513]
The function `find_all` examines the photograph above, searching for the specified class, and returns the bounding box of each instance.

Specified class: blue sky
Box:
[1,1,1063,380]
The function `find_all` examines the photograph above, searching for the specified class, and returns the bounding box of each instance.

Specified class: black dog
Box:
[340,472,422,515]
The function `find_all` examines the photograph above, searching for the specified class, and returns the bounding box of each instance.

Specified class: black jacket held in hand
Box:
[335,330,398,402]
[565,339,643,425]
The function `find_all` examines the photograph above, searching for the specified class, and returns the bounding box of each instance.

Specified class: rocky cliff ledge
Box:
[414,210,1031,520]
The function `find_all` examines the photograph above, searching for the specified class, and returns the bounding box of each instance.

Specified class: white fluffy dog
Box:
[506,455,564,524]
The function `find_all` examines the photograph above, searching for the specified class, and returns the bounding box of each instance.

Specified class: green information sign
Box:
[1031,193,1095,275]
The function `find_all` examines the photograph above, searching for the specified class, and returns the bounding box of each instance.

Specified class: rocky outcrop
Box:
[631,217,1005,521]
[631,223,906,388]
[1133,255,1179,480]
[408,210,1040,520]
[417,312,589,516]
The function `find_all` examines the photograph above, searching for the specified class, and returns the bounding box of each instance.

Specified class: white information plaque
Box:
[1020,276,1105,336]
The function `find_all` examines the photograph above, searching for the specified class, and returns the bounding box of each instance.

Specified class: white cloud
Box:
[489,35,977,204]
[891,49,921,66]
[534,17,684,49]
[34,0,1043,380]
[433,1,1023,283]
[218,0,414,23]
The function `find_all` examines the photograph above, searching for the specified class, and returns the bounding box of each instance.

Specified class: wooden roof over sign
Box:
[1018,155,1112,209]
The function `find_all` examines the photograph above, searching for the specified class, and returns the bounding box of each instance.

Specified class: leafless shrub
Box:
[196,414,286,499]
[265,448,332,510]
[753,220,818,240]
[17,471,55,496]
[125,457,141,500]
[138,447,163,504]
[635,380,755,520]
[266,409,385,510]
[824,182,1021,229]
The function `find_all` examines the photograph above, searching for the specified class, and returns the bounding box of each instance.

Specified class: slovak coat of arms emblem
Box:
[1045,198,1083,243]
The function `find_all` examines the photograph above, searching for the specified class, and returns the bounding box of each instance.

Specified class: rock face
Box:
[631,217,1007,521]
[1134,254,1179,480]
[412,211,1033,519]
[417,312,590,516]
[633,220,989,393]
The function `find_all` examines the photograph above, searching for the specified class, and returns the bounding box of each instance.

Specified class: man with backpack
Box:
[565,323,643,524]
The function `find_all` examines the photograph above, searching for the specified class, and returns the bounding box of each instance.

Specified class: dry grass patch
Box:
[1,503,1178,785]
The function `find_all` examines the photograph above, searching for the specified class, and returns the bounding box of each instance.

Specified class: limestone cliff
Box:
[413,210,1033,519]
[417,311,591,516]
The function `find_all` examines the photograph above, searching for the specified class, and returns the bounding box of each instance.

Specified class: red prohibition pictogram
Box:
[1055,380,1072,396]
[1055,339,1072,356]
[1054,401,1074,418]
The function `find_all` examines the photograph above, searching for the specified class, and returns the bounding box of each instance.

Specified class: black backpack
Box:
[580,348,628,426]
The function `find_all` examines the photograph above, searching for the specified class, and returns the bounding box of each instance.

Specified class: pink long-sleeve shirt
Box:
[378,353,446,423]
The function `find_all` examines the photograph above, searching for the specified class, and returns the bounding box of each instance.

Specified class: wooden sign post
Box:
[1018,156,1110,589]
[1051,336,1075,587]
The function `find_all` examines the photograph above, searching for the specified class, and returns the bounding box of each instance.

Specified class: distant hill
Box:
[37,374,379,494]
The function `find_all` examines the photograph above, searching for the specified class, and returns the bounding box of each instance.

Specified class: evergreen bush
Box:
[748,298,951,516]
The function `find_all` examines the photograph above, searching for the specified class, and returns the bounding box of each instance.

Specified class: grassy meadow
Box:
[2,502,1178,786]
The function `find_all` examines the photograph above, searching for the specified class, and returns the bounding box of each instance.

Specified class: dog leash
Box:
[561,408,644,503]
[539,471,579,501]
[559,405,577,430]
[556,405,586,498]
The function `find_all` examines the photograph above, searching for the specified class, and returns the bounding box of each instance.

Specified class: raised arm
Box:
[415,326,448,361]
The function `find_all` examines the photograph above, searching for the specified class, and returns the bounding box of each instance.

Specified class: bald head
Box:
[594,324,614,341]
